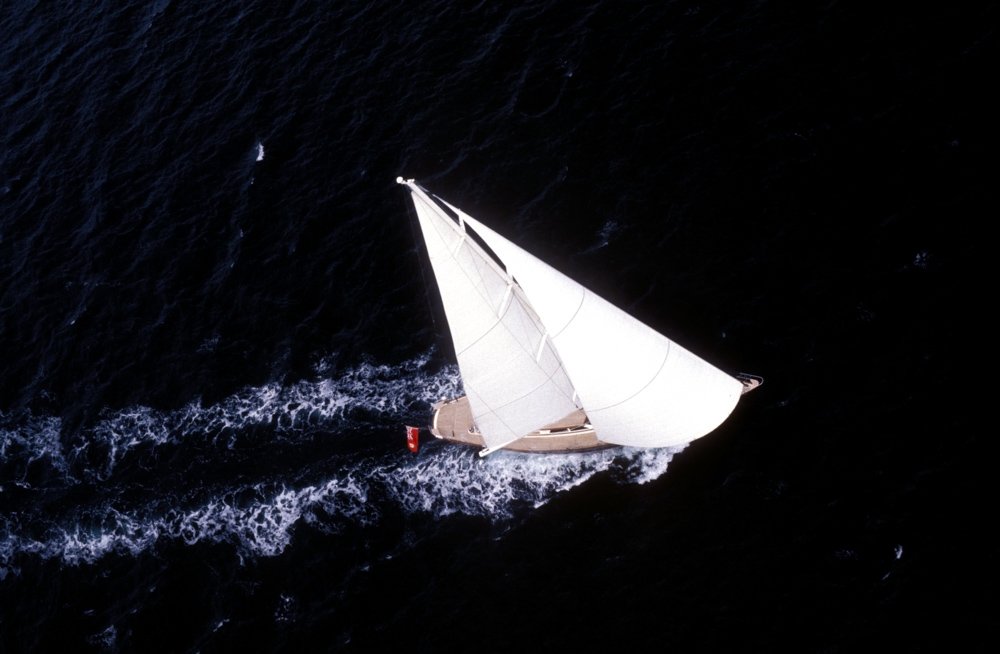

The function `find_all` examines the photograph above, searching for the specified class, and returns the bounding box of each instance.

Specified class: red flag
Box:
[405,425,420,453]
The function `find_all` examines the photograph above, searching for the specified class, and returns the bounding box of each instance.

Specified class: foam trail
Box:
[1,352,684,574]
[0,413,71,480]
[0,476,370,569]
[386,445,679,516]
[0,444,681,573]
[2,353,463,483]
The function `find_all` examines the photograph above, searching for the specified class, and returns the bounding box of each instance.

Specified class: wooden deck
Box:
[429,371,761,455]
[429,396,614,454]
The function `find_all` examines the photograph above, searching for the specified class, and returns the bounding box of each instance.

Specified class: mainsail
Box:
[400,177,743,452]
[402,180,579,452]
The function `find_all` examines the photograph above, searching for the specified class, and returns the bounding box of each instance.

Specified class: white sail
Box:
[455,208,743,448]
[402,180,579,452]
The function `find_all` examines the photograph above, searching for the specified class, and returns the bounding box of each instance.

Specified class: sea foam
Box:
[0,353,681,575]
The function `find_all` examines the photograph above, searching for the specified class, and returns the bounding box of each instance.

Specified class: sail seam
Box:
[589,346,671,413]
[419,191,516,325]
[469,357,577,442]
[505,292,578,404]
[421,200,511,350]
[484,360,576,413]
[456,292,573,410]
[442,220,567,385]
[455,311,504,356]
[466,388,524,447]
[550,291,587,340]
[456,281,579,427]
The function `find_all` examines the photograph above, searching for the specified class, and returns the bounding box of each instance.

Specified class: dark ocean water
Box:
[0,1,993,651]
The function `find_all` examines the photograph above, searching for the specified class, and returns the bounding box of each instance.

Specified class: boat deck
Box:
[429,371,761,455]
[430,397,613,454]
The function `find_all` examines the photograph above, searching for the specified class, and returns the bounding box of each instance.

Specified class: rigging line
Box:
[405,188,442,336]
[424,192,508,280]
[417,192,509,310]
[424,204,505,317]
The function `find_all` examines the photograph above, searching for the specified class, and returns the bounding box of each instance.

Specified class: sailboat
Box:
[398,177,761,457]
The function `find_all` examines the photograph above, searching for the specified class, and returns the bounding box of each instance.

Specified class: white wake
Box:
[0,353,682,576]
